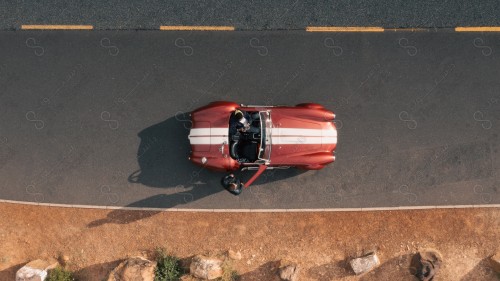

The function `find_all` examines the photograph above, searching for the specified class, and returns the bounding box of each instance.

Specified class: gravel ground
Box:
[0,202,498,280]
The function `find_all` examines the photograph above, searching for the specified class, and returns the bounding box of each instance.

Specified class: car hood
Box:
[268,110,337,163]
[270,114,337,147]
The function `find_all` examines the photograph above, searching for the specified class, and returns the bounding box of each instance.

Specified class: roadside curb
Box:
[0,199,498,212]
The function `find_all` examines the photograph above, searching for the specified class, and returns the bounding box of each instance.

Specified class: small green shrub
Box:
[217,260,239,281]
[218,270,239,281]
[46,266,75,281]
[154,248,182,281]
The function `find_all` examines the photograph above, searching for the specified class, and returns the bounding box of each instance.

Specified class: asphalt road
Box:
[0,30,499,209]
[2,1,500,30]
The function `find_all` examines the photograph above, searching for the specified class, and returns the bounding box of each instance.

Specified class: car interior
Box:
[229,111,261,163]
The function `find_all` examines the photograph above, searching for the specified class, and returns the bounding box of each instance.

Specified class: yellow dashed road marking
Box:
[385,28,429,32]
[455,27,500,32]
[306,26,384,32]
[20,25,500,33]
[22,25,93,30]
[160,26,235,31]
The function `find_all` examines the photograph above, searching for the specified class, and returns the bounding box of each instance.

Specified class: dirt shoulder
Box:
[0,203,498,280]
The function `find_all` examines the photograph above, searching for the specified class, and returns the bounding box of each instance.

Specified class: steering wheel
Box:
[230,141,239,159]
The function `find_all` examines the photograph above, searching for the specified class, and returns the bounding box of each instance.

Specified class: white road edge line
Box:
[0,199,498,212]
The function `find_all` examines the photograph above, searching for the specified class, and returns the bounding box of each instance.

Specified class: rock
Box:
[228,250,242,260]
[414,250,442,281]
[189,255,223,280]
[489,252,500,274]
[419,250,442,265]
[16,259,59,281]
[107,257,156,281]
[349,252,380,275]
[279,260,300,281]
[57,255,70,267]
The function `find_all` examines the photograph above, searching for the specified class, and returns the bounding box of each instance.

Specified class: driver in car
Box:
[232,109,259,134]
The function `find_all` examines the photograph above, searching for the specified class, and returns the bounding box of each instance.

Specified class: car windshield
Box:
[258,111,271,161]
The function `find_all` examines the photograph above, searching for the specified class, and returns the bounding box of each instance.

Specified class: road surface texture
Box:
[0,30,498,209]
[2,1,500,30]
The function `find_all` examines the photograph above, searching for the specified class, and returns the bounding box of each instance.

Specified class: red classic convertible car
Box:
[188,101,337,193]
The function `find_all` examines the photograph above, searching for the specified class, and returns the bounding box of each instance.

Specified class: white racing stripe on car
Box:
[271,128,337,137]
[189,128,228,145]
[189,128,211,136]
[189,128,337,145]
[189,136,228,145]
[272,128,337,144]
[273,136,337,144]
[189,128,228,136]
